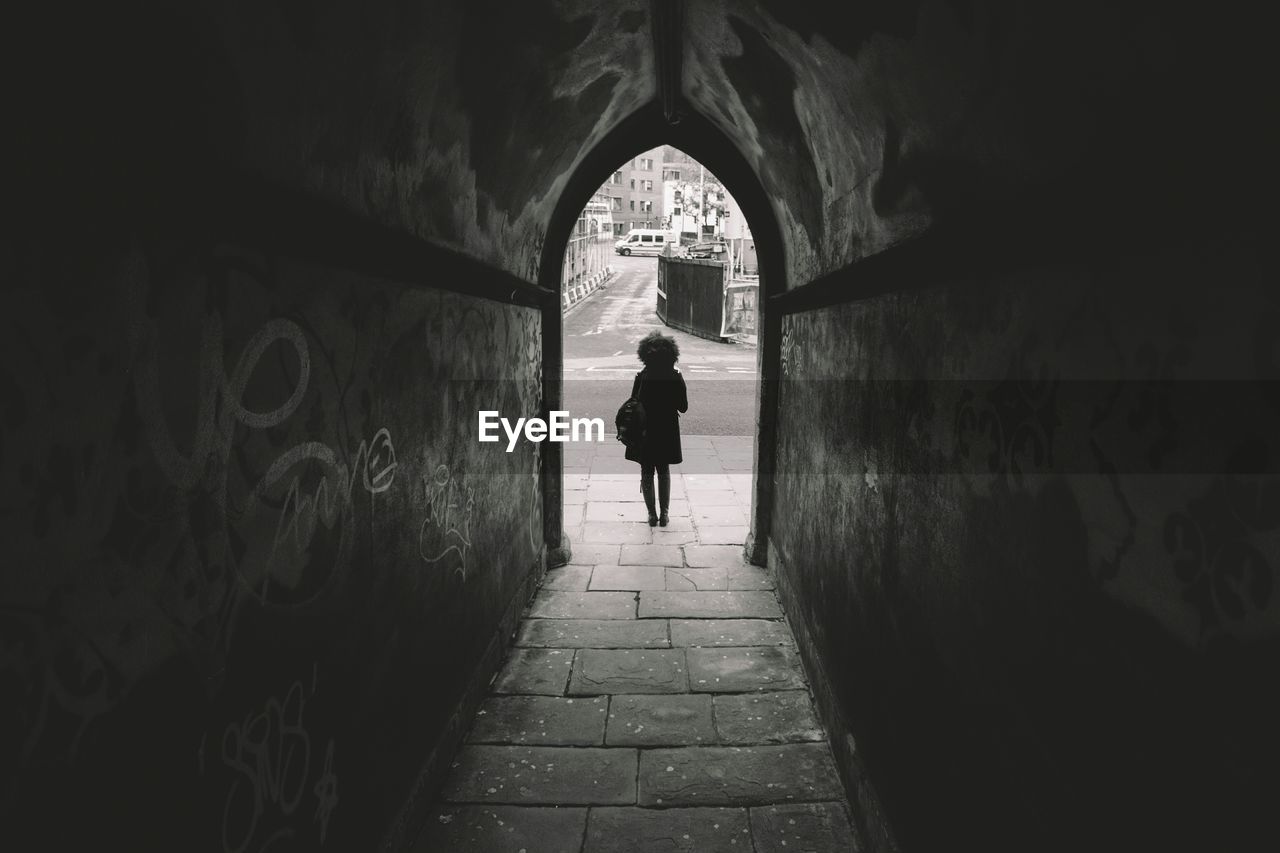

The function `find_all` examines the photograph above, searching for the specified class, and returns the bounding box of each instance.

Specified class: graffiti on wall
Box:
[777,282,1280,650]
[203,670,339,853]
[418,463,475,580]
[1164,466,1276,639]
[952,352,1061,479]
[0,239,545,843]
[249,426,399,605]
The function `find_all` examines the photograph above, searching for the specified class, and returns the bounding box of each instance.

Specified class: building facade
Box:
[599,147,665,235]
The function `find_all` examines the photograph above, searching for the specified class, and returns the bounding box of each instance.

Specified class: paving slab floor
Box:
[415,439,859,852]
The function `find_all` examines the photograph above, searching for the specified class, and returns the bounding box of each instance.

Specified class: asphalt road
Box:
[563,254,758,436]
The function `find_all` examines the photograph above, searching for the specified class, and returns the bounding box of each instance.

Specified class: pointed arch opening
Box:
[536,102,786,567]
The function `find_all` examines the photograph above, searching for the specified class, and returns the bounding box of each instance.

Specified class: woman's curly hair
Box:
[637,330,680,367]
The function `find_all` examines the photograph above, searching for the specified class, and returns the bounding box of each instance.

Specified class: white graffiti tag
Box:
[418,464,475,580]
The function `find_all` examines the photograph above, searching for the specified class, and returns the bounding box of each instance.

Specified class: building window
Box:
[611,171,623,184]
[629,200,635,211]
[630,179,635,189]
[611,197,621,210]
[672,206,681,215]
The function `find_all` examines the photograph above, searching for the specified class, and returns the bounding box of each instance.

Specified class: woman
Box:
[625,331,689,526]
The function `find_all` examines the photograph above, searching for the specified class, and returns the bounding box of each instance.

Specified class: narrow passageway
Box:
[417,439,857,852]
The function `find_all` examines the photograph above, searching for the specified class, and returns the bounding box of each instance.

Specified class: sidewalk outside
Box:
[417,435,859,852]
[564,435,756,552]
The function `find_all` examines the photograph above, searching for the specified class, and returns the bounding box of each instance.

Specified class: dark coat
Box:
[624,365,688,465]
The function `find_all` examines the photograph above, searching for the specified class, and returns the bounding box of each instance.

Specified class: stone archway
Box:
[536,101,787,569]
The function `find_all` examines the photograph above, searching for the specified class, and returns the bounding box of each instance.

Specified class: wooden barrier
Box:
[656,255,727,341]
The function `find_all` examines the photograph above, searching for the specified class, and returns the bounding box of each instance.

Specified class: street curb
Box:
[562,269,617,317]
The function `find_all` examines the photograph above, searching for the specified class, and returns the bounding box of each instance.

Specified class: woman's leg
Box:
[657,464,671,525]
[640,462,658,525]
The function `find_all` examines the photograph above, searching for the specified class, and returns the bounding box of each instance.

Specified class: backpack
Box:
[615,375,647,448]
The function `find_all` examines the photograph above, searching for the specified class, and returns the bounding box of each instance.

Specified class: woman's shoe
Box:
[658,511,669,527]
[641,479,658,526]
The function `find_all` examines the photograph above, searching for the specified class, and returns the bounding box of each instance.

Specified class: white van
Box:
[614,229,676,256]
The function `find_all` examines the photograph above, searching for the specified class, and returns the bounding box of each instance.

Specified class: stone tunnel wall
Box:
[0,230,544,851]
[686,0,1274,288]
[768,232,1279,853]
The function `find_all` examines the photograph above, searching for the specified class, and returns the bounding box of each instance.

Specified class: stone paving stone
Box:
[517,619,669,648]
[588,481,686,501]
[696,526,751,545]
[671,619,792,647]
[638,744,843,806]
[569,543,622,566]
[416,805,587,852]
[665,567,773,591]
[584,501,636,523]
[692,505,749,526]
[590,565,667,590]
[650,529,699,546]
[723,568,773,589]
[443,746,637,805]
[619,544,684,566]
[681,447,721,460]
[714,692,823,744]
[664,568,730,591]
[529,590,636,620]
[541,566,592,591]
[587,481,645,501]
[606,694,715,746]
[683,474,734,490]
[586,499,690,520]
[569,648,688,695]
[750,802,860,853]
[586,501,646,523]
[683,545,749,567]
[684,489,741,507]
[591,455,638,474]
[639,591,782,619]
[582,522,653,544]
[679,458,726,474]
[718,454,755,472]
[492,648,575,696]
[687,647,806,693]
[584,807,751,852]
[468,695,608,746]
